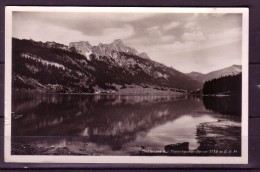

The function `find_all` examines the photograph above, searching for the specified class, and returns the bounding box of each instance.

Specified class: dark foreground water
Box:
[11,94,241,156]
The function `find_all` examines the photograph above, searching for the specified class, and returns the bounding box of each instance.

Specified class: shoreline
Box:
[12,91,189,96]
[138,119,241,156]
[12,91,238,97]
[196,119,241,155]
[11,120,241,156]
[11,143,102,156]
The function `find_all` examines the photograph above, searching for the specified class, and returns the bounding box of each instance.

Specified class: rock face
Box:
[164,142,189,152]
[69,41,93,60]
[91,39,138,58]
[110,39,138,55]
[138,52,150,60]
[69,39,138,60]
[45,41,68,50]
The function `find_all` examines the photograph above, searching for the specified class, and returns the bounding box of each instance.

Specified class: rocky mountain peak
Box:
[98,43,103,47]
[138,52,150,60]
[110,39,138,55]
[69,41,92,49]
[90,39,138,58]
[45,41,68,50]
[112,39,124,46]
[68,41,93,59]
[68,39,140,59]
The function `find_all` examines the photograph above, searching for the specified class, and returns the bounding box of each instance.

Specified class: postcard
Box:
[5,7,248,164]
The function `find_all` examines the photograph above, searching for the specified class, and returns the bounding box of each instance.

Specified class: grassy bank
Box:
[196,119,241,156]
[11,143,101,156]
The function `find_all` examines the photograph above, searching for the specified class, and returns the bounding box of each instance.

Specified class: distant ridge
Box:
[186,65,242,83]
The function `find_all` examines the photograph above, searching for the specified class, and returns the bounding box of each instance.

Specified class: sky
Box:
[12,11,242,73]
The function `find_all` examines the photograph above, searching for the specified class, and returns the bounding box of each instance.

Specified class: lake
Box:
[11,94,241,156]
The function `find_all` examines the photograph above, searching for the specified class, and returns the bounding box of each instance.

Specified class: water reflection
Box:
[203,96,241,118]
[11,94,241,155]
[127,115,217,150]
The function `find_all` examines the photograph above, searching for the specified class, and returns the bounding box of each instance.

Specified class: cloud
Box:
[187,13,225,21]
[182,31,206,41]
[15,12,157,24]
[101,25,135,43]
[12,11,242,73]
[161,35,176,43]
[147,26,161,37]
[91,13,157,22]
[139,40,241,73]
[144,25,175,44]
[13,20,85,45]
[13,19,135,45]
[171,27,241,54]
[147,26,160,32]
[187,13,211,21]
[13,12,155,38]
[184,22,201,31]
[208,28,241,46]
[162,21,179,31]
[182,21,206,41]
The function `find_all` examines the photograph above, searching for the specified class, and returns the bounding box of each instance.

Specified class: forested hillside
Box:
[202,73,242,95]
[12,38,201,93]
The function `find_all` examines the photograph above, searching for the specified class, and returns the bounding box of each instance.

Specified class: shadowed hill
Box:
[12,38,202,93]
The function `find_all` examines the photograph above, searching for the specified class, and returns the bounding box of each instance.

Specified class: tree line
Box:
[202,73,242,95]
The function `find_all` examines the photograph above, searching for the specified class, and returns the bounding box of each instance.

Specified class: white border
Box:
[4,6,249,164]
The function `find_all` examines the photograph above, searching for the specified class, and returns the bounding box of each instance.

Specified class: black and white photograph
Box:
[4,7,248,164]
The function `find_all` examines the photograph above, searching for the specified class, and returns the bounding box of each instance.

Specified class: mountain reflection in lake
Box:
[11,94,241,155]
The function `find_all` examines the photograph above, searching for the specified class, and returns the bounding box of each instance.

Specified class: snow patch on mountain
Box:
[21,53,66,70]
[85,50,92,60]
[69,41,93,60]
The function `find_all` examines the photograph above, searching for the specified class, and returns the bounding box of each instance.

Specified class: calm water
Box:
[11,94,241,155]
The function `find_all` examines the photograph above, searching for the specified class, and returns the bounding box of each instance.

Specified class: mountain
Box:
[69,41,93,60]
[138,52,150,60]
[68,39,139,61]
[45,41,69,50]
[186,65,242,83]
[29,39,69,50]
[186,72,204,82]
[12,38,201,93]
